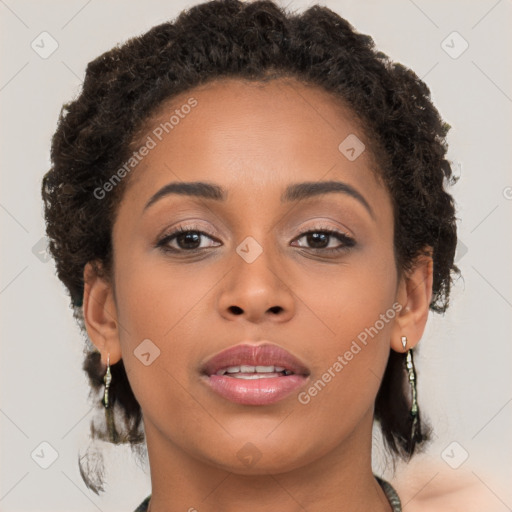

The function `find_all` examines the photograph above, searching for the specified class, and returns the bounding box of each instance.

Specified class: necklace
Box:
[142,477,401,512]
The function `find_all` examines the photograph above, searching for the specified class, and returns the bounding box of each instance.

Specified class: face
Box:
[93,78,407,474]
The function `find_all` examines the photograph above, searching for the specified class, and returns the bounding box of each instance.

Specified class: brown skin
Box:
[83,78,433,512]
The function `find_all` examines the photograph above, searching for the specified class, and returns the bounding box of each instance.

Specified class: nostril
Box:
[228,305,243,315]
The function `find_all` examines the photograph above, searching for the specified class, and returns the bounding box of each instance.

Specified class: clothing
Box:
[134,495,150,512]
[134,475,401,511]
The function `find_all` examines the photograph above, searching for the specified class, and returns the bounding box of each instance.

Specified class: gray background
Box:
[1,0,511,510]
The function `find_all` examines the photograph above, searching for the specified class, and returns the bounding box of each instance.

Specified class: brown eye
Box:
[292,228,356,253]
[157,225,221,253]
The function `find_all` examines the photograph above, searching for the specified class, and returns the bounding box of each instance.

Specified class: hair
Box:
[42,0,460,493]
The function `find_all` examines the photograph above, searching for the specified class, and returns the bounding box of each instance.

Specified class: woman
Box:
[42,1,461,510]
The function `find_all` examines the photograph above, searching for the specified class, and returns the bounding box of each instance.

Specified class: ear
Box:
[390,247,434,353]
[82,262,123,366]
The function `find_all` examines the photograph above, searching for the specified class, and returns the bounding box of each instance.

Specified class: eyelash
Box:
[156,223,356,255]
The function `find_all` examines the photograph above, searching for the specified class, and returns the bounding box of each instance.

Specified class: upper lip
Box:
[201,342,310,377]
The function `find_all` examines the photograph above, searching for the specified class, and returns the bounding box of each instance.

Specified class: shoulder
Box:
[389,456,504,512]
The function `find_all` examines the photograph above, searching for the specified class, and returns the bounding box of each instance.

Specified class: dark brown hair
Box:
[41,0,459,493]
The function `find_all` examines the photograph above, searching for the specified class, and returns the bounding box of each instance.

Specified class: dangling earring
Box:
[401,336,419,447]
[102,354,112,408]
[102,354,118,443]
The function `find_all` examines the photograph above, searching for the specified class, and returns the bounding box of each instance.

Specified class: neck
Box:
[144,409,392,512]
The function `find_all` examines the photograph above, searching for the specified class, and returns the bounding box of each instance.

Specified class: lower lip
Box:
[203,374,308,405]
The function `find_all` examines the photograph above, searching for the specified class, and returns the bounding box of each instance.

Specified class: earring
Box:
[402,336,419,445]
[102,354,112,408]
[102,353,119,443]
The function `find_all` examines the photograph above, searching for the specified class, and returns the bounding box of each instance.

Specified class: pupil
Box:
[308,233,328,248]
[178,232,200,249]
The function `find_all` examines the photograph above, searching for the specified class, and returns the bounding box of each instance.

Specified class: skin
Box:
[83,78,433,512]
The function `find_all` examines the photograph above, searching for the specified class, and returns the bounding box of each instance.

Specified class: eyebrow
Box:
[143,180,374,218]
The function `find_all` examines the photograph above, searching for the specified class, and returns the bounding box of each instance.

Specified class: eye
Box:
[156,224,221,253]
[156,223,356,255]
[291,226,356,253]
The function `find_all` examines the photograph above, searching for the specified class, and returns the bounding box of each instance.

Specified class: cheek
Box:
[111,254,222,408]
[296,247,397,414]
[303,240,397,346]
[114,250,201,339]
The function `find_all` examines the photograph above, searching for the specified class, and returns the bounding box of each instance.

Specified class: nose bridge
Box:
[233,230,284,292]
[230,198,281,269]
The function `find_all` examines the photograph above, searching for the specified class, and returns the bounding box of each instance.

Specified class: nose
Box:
[216,241,296,324]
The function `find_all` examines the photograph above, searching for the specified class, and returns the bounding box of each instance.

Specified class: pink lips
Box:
[200,343,310,405]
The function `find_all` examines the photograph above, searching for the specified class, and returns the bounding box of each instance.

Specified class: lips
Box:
[200,342,310,406]
[201,343,310,377]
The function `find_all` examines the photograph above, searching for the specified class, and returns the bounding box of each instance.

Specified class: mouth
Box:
[200,342,310,405]
[212,364,295,378]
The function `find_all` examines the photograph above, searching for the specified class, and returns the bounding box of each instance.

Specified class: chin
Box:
[195,437,316,476]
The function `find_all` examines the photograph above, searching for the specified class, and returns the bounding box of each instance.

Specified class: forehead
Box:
[122,77,387,208]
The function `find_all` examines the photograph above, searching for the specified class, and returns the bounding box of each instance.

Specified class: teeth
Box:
[231,373,281,379]
[255,365,275,373]
[214,365,293,376]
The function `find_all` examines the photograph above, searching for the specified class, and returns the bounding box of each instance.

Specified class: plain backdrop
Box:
[1,0,511,511]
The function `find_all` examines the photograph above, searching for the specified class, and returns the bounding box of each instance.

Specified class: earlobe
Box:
[391,249,434,353]
[82,262,122,365]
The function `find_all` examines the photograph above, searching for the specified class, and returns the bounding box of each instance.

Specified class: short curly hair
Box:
[42,0,459,492]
